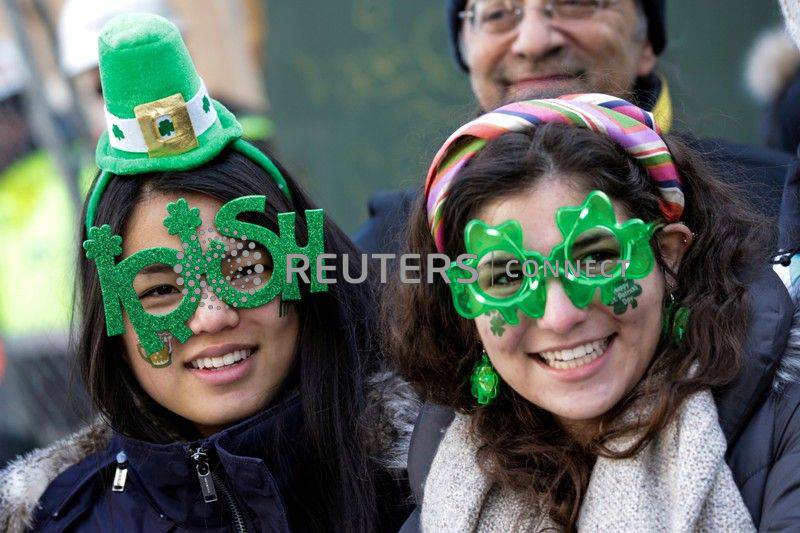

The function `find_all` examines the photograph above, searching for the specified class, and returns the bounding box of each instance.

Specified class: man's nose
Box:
[535,279,588,334]
[510,5,565,60]
[187,289,240,335]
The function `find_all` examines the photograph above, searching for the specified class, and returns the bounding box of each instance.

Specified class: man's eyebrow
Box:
[136,264,176,275]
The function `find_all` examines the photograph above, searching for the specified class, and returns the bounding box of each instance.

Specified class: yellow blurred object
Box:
[239,114,275,142]
[653,74,674,133]
[0,151,94,337]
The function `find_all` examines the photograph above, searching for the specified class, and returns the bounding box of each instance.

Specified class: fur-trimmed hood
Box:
[746,27,800,104]
[781,0,800,53]
[0,369,419,532]
[0,423,110,533]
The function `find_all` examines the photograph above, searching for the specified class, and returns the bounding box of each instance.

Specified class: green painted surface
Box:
[265,1,785,232]
[661,1,783,144]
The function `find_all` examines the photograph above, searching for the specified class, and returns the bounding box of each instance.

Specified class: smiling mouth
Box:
[517,74,573,81]
[532,334,615,370]
[505,73,584,94]
[185,348,256,370]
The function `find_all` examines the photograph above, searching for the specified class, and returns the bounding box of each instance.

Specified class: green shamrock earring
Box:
[662,293,690,344]
[471,351,500,405]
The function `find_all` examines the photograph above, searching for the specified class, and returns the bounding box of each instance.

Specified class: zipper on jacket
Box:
[211,470,248,533]
[112,451,128,492]
[189,446,218,503]
[188,445,249,533]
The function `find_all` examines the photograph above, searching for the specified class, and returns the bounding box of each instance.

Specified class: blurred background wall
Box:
[265,0,787,233]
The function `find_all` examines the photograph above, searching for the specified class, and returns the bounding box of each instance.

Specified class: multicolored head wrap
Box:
[424,93,684,253]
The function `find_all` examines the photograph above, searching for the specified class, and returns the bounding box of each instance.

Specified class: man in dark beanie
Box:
[446,0,665,113]
[447,0,665,70]
[354,0,792,254]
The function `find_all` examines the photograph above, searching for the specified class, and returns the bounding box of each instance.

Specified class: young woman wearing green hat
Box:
[386,95,800,531]
[0,14,415,532]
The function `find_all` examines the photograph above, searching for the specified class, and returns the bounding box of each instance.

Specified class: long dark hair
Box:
[385,123,770,530]
[76,149,381,531]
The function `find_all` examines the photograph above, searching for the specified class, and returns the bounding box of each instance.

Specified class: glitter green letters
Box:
[84,195,327,360]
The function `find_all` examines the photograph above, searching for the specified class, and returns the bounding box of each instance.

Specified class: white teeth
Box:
[189,349,253,369]
[546,351,601,370]
[538,338,610,369]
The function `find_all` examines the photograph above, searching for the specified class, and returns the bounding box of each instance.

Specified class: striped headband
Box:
[424,93,684,253]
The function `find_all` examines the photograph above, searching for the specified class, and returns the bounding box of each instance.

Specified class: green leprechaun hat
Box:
[86,12,289,230]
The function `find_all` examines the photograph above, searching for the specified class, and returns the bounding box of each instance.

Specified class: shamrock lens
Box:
[220,240,274,293]
[476,251,526,298]
[567,227,622,279]
[133,263,186,316]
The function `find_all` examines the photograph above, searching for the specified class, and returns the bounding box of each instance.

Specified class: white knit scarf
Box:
[421,390,755,532]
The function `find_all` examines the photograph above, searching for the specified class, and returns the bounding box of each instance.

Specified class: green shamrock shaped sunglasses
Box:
[446,190,659,324]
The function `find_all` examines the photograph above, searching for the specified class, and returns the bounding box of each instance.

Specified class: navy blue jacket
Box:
[17,390,413,532]
[32,394,306,532]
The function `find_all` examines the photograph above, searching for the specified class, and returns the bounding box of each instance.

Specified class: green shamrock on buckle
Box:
[446,190,658,323]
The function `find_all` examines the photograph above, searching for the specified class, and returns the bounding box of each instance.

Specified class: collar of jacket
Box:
[774,284,800,395]
[46,392,304,530]
[716,266,794,446]
[0,367,420,531]
[634,71,673,133]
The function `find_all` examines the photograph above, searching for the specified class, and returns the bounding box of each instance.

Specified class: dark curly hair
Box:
[384,123,770,530]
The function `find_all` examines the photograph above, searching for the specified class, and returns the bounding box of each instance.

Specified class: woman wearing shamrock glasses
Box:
[0,14,417,533]
[386,94,800,531]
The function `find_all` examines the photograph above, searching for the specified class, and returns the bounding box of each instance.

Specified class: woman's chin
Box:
[526,381,625,423]
[178,396,269,435]
[548,400,617,424]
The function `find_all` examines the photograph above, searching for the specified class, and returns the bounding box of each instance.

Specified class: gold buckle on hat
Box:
[134,93,198,157]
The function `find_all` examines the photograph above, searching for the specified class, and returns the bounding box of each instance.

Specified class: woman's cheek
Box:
[612,272,665,327]
[475,314,526,354]
[120,318,186,409]
[600,273,665,381]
